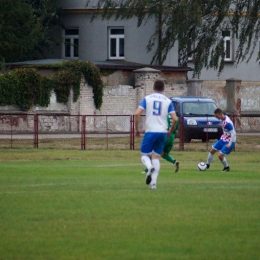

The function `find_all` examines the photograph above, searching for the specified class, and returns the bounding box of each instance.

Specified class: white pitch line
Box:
[1,179,259,190]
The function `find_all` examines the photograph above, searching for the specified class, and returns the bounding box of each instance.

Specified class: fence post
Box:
[226,78,242,131]
[231,113,236,152]
[34,114,38,148]
[106,115,108,149]
[130,115,133,150]
[179,116,184,151]
[10,115,13,148]
[81,115,86,150]
[206,116,208,150]
[133,115,135,150]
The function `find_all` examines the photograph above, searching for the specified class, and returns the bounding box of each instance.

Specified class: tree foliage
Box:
[0,61,104,110]
[87,0,260,77]
[0,0,61,63]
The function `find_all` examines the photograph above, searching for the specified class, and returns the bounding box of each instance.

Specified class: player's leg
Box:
[206,148,216,169]
[162,135,179,172]
[171,135,179,172]
[150,155,160,189]
[218,152,229,171]
[141,155,152,171]
[219,142,235,172]
[140,133,154,177]
[162,151,175,163]
[141,155,151,174]
[143,136,174,176]
[206,139,224,169]
[149,133,167,189]
[162,138,175,163]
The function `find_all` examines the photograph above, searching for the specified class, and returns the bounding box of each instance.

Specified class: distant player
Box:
[206,108,236,172]
[134,79,177,189]
[162,114,180,172]
[142,114,180,174]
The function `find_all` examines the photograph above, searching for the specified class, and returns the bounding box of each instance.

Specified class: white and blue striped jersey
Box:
[220,115,236,144]
[139,93,175,133]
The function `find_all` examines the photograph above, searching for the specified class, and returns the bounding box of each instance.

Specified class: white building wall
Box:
[51,0,179,66]
[60,13,170,65]
[187,38,260,82]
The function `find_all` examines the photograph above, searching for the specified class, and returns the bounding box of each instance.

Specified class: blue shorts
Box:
[140,132,167,156]
[212,139,235,155]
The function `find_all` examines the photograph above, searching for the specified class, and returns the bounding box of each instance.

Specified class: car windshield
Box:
[182,102,217,116]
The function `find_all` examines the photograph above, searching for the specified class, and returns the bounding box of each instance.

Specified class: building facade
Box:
[50,1,260,83]
[47,0,179,66]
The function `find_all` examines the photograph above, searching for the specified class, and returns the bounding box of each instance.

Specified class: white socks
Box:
[206,152,214,165]
[141,155,152,170]
[207,152,228,167]
[221,157,228,167]
[141,155,160,186]
[151,158,160,186]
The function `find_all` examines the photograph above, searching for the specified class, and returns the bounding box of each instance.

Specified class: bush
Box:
[0,60,104,110]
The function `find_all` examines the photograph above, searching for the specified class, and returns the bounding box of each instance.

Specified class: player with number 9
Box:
[134,79,177,189]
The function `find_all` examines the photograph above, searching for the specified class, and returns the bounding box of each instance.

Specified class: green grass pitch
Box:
[0,150,259,260]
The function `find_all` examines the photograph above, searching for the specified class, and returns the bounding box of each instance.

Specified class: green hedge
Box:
[0,60,104,110]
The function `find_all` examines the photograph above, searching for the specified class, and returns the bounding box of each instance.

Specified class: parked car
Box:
[169,96,222,142]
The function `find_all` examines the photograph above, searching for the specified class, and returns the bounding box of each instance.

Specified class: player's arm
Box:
[134,106,144,137]
[174,117,180,134]
[167,102,177,137]
[135,98,146,137]
[226,123,236,148]
[168,112,177,137]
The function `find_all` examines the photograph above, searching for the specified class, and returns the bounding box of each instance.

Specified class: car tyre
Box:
[184,133,191,143]
[202,136,208,142]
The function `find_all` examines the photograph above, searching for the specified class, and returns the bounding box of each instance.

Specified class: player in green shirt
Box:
[142,114,180,173]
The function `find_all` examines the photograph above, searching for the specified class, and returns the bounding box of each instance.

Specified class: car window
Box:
[173,102,180,116]
[183,102,217,115]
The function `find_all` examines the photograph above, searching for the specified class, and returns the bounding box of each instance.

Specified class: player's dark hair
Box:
[214,108,223,114]
[153,79,165,92]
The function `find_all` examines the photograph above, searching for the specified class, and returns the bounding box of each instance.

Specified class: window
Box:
[173,102,180,117]
[63,28,79,58]
[222,31,232,61]
[183,102,217,115]
[109,28,124,60]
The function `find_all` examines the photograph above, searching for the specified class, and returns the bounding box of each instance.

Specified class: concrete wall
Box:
[187,78,260,132]
[1,68,260,133]
[241,82,260,112]
[200,80,260,113]
[92,68,187,116]
[201,81,227,109]
[1,68,260,116]
[0,67,187,132]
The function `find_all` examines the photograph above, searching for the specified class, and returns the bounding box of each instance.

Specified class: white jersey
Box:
[139,93,175,133]
[220,115,236,144]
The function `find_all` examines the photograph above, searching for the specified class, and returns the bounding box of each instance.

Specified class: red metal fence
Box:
[0,114,259,151]
[0,114,136,150]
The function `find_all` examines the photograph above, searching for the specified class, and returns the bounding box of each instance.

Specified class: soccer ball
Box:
[198,162,207,171]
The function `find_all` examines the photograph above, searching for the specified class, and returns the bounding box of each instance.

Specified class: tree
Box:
[87,0,260,77]
[0,0,61,63]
